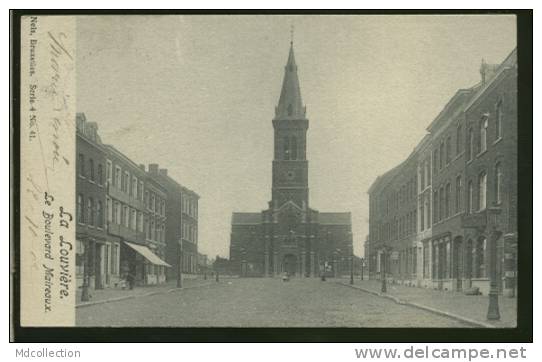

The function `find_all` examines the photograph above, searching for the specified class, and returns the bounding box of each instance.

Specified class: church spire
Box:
[275,41,306,120]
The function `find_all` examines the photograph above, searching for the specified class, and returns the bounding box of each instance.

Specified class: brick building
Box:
[366,48,517,297]
[75,113,108,290]
[147,164,200,281]
[104,146,170,287]
[229,42,353,278]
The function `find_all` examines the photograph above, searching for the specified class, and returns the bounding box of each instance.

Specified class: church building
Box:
[229,41,353,278]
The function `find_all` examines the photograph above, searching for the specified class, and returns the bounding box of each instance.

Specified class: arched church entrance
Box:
[282,254,298,276]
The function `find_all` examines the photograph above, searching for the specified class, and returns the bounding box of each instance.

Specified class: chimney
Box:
[139,164,145,171]
[148,163,159,174]
[480,58,488,85]
[480,58,498,86]
[159,168,168,176]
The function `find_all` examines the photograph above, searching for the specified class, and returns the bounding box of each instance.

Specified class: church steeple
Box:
[275,42,306,120]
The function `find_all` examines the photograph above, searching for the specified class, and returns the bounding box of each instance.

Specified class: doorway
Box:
[282,254,297,276]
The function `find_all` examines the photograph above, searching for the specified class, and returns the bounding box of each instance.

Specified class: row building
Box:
[75,113,200,294]
[366,48,517,297]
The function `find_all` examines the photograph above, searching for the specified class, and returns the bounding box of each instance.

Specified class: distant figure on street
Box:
[282,272,290,282]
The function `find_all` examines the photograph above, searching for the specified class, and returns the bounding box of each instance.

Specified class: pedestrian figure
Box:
[126,270,135,290]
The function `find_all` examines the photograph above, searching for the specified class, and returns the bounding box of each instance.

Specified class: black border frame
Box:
[10,9,533,343]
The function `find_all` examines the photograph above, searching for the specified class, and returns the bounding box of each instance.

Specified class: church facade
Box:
[229,43,353,278]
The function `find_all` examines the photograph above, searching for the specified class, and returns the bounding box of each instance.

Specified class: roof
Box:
[232,212,261,225]
[274,43,306,120]
[319,212,351,225]
[465,47,517,112]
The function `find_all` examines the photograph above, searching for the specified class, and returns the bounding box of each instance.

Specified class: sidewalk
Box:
[336,278,517,328]
[76,278,214,308]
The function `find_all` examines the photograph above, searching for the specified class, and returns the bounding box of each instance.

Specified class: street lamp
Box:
[381,245,391,293]
[487,227,501,320]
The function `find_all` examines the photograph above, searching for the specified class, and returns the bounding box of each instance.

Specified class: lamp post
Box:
[381,246,390,293]
[487,228,501,320]
[177,239,183,288]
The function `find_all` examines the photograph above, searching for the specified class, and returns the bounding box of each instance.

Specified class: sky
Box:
[76,15,517,259]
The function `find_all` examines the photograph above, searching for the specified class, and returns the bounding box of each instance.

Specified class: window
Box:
[96,200,103,228]
[79,154,85,177]
[495,100,503,140]
[115,166,121,189]
[480,117,488,153]
[77,194,84,223]
[433,190,438,224]
[116,202,122,225]
[138,181,144,200]
[151,194,155,211]
[426,158,431,185]
[426,193,431,228]
[283,137,290,160]
[495,162,502,204]
[456,124,463,155]
[439,142,444,169]
[478,171,487,211]
[132,176,137,197]
[106,160,112,185]
[290,136,298,160]
[123,205,129,227]
[138,212,144,232]
[446,136,451,164]
[420,167,425,191]
[123,171,130,193]
[97,164,103,185]
[467,181,474,214]
[106,197,112,222]
[87,198,94,226]
[455,176,462,213]
[89,158,95,182]
[112,201,118,224]
[131,209,136,230]
[445,183,451,218]
[439,187,445,221]
[467,128,474,161]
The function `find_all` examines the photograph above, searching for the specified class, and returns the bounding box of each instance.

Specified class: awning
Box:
[124,241,171,267]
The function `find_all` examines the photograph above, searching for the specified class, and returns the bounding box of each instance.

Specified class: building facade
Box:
[367,48,517,297]
[104,146,170,287]
[147,164,200,281]
[229,42,353,278]
[75,113,108,290]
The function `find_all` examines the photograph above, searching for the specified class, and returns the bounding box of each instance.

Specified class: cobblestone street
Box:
[76,278,472,327]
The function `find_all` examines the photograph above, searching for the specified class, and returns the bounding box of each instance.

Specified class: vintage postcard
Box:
[14,13,528,335]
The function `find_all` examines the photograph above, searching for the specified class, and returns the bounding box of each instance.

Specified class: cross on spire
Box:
[290,24,294,45]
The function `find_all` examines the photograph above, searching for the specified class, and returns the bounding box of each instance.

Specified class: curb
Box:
[336,282,496,329]
[76,282,215,308]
